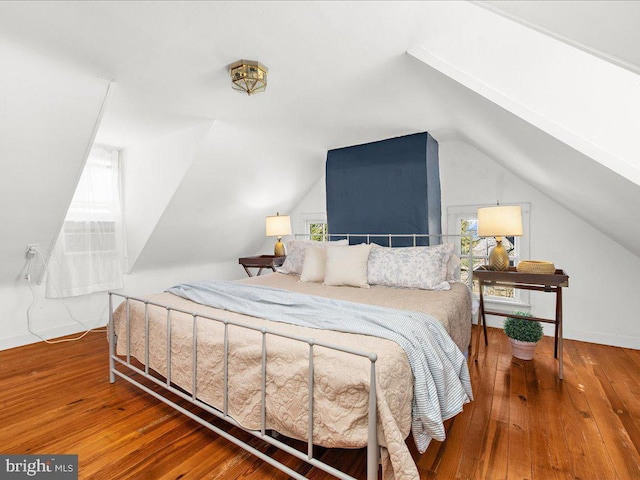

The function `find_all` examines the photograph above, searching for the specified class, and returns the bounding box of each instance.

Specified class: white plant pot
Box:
[510,339,537,360]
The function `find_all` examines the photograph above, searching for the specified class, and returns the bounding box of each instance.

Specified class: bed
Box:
[108,236,475,480]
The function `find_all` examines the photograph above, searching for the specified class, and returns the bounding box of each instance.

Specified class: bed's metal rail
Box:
[297,232,455,246]
[108,292,379,480]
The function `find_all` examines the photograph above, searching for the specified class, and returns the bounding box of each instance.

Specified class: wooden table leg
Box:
[473,313,481,363]
[554,288,559,359]
[243,266,253,277]
[557,287,564,380]
[474,281,487,363]
[479,282,488,346]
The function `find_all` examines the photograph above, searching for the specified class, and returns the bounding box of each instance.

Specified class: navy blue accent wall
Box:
[326,132,441,246]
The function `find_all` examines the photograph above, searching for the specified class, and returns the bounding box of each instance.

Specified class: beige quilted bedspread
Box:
[113,273,472,480]
[242,273,472,352]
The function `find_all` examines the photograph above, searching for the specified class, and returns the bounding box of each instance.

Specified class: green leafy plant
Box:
[503,311,543,343]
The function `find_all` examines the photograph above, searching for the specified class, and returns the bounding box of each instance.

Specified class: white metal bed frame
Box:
[108,233,473,480]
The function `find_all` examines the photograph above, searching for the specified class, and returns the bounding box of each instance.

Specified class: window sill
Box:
[482,297,531,314]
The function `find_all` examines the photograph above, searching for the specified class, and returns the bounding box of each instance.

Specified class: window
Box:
[448,204,530,309]
[46,147,124,297]
[63,151,121,254]
[301,213,328,241]
[308,221,328,241]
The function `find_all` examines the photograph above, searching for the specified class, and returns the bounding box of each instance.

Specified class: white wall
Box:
[0,38,114,351]
[440,141,639,348]
[0,119,316,351]
[255,175,326,255]
[0,118,232,351]
[0,260,239,351]
[290,176,327,237]
[3,139,638,351]
[123,121,215,271]
[131,121,319,271]
[284,140,640,349]
[0,137,640,349]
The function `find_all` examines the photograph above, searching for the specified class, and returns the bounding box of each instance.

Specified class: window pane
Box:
[66,148,120,223]
[62,148,121,254]
[309,222,327,241]
[460,217,479,255]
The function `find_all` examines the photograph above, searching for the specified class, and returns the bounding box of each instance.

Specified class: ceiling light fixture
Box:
[228,59,268,96]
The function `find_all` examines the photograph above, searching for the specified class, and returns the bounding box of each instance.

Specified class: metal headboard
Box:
[293,233,475,290]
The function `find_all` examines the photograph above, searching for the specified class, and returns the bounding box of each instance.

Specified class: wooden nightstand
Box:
[238,255,285,277]
[473,266,569,379]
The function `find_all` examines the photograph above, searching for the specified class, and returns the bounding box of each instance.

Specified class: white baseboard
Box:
[479,315,639,350]
[563,329,640,350]
[0,319,107,351]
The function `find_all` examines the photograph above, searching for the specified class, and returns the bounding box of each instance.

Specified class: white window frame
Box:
[447,203,531,313]
[299,212,328,241]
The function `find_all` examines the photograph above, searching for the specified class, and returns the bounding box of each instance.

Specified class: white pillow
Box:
[300,246,327,283]
[324,243,373,288]
[277,239,347,275]
[367,243,454,290]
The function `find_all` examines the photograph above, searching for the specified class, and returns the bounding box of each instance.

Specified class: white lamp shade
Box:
[266,214,292,237]
[477,205,523,237]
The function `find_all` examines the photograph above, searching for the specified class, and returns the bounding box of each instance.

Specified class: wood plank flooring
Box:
[0,326,638,479]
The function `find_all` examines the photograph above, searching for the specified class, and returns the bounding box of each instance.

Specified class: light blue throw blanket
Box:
[168,280,473,452]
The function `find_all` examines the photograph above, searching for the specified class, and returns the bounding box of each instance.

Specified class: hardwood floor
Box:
[0,327,638,479]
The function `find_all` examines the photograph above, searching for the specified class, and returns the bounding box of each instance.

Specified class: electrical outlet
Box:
[25,243,39,259]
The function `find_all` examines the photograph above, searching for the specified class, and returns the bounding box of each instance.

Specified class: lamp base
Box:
[274,237,285,257]
[488,238,510,271]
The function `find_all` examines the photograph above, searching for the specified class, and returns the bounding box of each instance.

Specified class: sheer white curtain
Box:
[46,147,124,298]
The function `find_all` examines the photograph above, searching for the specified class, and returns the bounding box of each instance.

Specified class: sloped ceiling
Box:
[407,1,640,256]
[480,0,640,75]
[0,1,638,279]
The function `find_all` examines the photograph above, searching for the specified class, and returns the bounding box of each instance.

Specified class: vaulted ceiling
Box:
[0,1,638,283]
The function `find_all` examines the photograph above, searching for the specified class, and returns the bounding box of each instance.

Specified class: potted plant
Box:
[503,311,543,360]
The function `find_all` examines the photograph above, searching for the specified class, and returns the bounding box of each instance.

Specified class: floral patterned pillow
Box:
[277,239,347,275]
[367,243,454,290]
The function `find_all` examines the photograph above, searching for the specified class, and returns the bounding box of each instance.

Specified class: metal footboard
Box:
[108,292,380,480]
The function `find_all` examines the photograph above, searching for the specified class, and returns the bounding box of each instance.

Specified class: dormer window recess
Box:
[46,147,124,298]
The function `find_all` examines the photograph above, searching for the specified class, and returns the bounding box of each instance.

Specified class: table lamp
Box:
[265,212,291,256]
[477,205,523,271]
